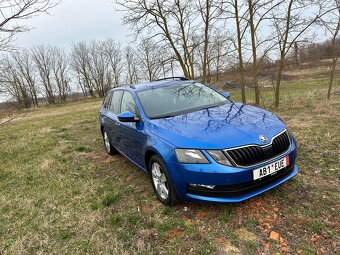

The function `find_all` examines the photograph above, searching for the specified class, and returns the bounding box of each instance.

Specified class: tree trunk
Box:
[235,0,246,103]
[158,0,190,78]
[248,0,259,105]
[328,52,338,99]
[275,52,285,108]
[202,0,210,83]
[328,12,340,99]
[274,0,293,108]
[294,42,299,67]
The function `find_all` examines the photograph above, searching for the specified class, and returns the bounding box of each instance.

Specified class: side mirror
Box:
[118,111,139,122]
[221,91,230,99]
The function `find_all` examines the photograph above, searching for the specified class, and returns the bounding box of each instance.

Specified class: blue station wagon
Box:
[99,78,298,206]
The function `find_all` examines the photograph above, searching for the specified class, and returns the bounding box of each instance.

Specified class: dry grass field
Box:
[0,67,339,254]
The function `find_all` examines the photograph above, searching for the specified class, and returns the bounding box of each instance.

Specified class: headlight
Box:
[175,149,209,164]
[206,150,232,166]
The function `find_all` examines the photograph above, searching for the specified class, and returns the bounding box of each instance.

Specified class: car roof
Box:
[108,78,195,94]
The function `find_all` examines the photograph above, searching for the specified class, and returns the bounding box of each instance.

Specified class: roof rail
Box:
[155,77,189,82]
[113,84,136,89]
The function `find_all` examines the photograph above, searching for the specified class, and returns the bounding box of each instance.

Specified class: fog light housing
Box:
[189,183,215,190]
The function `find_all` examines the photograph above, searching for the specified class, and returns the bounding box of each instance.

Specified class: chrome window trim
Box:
[223,129,292,168]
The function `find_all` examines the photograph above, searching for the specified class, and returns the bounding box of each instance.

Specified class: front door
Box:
[118,91,146,167]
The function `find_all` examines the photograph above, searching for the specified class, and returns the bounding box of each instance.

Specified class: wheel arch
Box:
[144,149,158,172]
[144,146,171,172]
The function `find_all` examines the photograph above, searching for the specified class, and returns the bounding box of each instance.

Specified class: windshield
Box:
[137,82,229,119]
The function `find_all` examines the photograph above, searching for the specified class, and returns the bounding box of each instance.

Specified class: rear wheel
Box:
[102,130,118,155]
[149,155,180,206]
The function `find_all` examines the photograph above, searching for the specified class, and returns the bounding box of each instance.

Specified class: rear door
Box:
[99,91,113,127]
[106,90,123,150]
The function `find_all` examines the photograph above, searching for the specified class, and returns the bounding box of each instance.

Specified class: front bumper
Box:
[186,165,298,202]
[166,142,298,203]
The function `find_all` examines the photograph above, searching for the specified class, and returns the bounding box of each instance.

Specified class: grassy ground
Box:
[0,69,339,254]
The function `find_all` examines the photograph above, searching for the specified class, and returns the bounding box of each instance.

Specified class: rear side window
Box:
[121,92,136,114]
[103,92,112,110]
[110,90,123,114]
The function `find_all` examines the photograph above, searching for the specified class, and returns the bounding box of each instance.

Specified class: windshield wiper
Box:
[150,114,177,120]
[197,101,226,111]
[150,102,226,119]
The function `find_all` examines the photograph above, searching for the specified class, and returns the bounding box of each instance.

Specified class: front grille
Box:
[225,131,291,167]
[187,163,295,198]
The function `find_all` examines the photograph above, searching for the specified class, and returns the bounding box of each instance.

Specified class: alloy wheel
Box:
[151,162,169,200]
[103,132,111,153]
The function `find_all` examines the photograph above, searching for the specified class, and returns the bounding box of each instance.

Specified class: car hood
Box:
[147,102,286,149]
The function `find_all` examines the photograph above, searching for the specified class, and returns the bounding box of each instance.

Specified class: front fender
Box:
[144,134,177,166]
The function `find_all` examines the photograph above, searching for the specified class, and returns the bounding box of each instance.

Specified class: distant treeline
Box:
[0,0,339,109]
[0,36,339,109]
[0,39,170,108]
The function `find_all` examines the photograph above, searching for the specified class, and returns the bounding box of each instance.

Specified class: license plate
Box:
[253,156,289,180]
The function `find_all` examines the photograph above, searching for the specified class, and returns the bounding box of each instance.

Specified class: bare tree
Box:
[11,50,39,106]
[271,0,335,107]
[247,0,282,106]
[210,31,226,82]
[32,45,55,104]
[229,0,248,103]
[0,0,58,51]
[0,56,32,107]
[70,42,95,96]
[320,0,340,99]
[52,47,70,101]
[125,46,139,84]
[103,39,124,86]
[200,0,211,83]
[197,0,223,82]
[172,0,199,78]
[88,41,112,97]
[248,0,260,105]
[116,0,201,79]
[137,38,167,81]
[201,28,232,83]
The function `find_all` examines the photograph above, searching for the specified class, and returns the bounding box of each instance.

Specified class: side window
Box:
[121,92,136,114]
[103,92,112,110]
[110,90,123,114]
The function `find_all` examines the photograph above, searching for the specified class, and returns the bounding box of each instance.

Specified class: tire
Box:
[102,130,118,155]
[149,155,180,206]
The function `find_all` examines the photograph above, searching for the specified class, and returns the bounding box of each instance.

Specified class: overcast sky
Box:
[14,0,129,49]
[1,1,131,102]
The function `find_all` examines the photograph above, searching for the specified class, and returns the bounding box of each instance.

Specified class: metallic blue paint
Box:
[221,91,231,99]
[99,80,298,203]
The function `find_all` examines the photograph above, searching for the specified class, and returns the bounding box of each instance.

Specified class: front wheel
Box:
[149,155,180,206]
